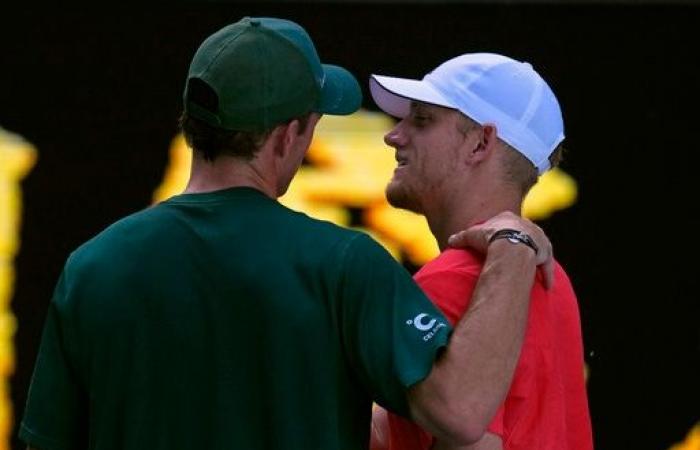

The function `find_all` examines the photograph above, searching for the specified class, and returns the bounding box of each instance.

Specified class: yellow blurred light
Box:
[670,423,700,450]
[522,167,578,220]
[152,134,191,204]
[0,127,37,450]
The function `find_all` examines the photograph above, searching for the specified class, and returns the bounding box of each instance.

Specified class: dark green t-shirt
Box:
[20,187,451,450]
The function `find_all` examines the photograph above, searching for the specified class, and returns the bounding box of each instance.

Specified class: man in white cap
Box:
[369,53,593,450]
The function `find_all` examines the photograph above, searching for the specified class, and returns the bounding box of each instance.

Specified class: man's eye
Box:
[413,115,430,125]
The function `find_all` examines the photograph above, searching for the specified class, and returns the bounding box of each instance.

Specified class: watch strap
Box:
[488,228,539,254]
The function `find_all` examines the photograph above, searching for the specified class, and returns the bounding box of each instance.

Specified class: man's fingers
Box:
[535,239,555,289]
[448,228,489,253]
[540,258,554,289]
[446,231,463,247]
[448,212,556,289]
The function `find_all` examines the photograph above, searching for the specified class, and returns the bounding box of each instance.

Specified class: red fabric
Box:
[387,248,593,450]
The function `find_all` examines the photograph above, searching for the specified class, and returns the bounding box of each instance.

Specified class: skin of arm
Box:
[406,213,549,446]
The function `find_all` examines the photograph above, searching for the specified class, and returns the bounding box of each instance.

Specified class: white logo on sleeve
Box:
[406,313,447,341]
[408,313,436,331]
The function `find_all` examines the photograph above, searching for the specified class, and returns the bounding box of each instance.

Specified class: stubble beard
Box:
[385,178,422,214]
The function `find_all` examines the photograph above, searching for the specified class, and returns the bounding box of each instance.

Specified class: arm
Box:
[407,212,551,446]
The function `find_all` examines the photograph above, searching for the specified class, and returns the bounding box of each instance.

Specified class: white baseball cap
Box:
[369,53,564,174]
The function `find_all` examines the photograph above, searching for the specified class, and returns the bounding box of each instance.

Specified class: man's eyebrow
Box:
[409,101,429,113]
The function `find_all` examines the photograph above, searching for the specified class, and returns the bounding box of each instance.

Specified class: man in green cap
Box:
[19,17,552,450]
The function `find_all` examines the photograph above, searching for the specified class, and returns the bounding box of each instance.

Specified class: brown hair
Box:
[179,112,311,162]
[501,142,566,195]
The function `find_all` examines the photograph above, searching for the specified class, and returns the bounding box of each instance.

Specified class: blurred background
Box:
[2,2,699,449]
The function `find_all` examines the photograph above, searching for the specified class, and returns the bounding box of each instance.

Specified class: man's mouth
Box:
[395,154,408,167]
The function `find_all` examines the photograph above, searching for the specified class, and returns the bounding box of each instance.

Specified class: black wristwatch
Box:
[488,229,539,254]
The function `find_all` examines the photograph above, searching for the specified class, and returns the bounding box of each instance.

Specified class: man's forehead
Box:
[409,101,454,114]
[409,101,464,122]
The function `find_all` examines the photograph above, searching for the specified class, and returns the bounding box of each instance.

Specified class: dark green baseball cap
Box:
[183,17,362,132]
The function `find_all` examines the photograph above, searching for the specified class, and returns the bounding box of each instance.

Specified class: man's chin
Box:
[385,184,421,213]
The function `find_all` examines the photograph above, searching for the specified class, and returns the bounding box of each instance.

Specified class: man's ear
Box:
[467,123,498,164]
[270,120,298,159]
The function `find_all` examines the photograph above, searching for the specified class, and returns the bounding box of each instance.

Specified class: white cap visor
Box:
[370,75,456,118]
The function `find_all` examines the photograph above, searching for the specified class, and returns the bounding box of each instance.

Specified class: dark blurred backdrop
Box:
[3,3,699,449]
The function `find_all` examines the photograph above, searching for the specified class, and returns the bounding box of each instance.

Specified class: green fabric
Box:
[184,17,362,132]
[20,187,451,450]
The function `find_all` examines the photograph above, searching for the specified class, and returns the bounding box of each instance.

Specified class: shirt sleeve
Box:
[334,233,452,418]
[19,269,87,450]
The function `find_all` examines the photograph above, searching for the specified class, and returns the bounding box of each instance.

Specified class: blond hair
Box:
[456,113,564,195]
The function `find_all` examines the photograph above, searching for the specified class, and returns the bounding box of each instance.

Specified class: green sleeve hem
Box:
[392,331,451,418]
[401,344,448,390]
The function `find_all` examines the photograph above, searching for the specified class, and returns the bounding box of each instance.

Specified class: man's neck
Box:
[424,187,523,251]
[184,154,278,198]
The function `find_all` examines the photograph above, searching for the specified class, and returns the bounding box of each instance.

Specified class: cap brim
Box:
[315,64,362,115]
[369,75,456,118]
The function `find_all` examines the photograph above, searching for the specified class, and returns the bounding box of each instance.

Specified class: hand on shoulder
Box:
[447,211,554,288]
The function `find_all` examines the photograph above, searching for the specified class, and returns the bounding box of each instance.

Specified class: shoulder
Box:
[528,259,583,331]
[278,206,390,259]
[65,205,170,271]
[283,205,361,239]
[75,204,167,246]
[533,259,576,297]
[550,260,580,305]
[416,248,483,280]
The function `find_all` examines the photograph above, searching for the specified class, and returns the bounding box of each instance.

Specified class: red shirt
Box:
[387,248,593,450]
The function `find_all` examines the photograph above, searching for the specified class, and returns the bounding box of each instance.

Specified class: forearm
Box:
[409,240,536,445]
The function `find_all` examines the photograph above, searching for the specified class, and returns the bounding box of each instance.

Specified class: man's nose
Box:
[384,122,407,148]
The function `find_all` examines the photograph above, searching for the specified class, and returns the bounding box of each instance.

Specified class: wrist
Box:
[488,229,539,255]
